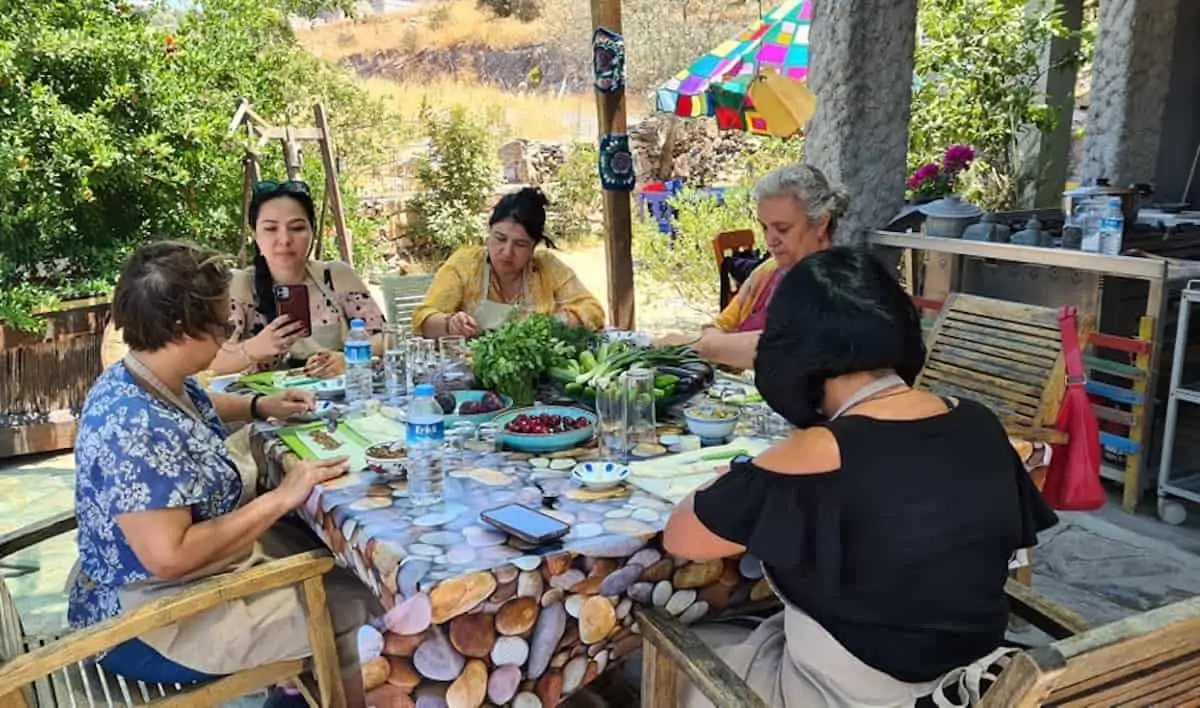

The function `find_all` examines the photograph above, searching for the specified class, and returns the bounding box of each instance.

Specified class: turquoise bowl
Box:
[493,406,597,453]
[444,390,514,426]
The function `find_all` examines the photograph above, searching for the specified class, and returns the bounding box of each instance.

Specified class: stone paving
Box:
[8,450,1200,705]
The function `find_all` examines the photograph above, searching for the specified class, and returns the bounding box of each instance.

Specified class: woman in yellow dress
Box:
[412,187,606,337]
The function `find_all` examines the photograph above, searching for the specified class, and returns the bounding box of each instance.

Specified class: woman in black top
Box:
[662,247,1058,707]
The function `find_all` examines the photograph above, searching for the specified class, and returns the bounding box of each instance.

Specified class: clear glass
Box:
[447,421,477,466]
[595,379,629,462]
[474,422,502,454]
[439,335,468,365]
[623,367,657,448]
[382,325,408,399]
[406,337,439,390]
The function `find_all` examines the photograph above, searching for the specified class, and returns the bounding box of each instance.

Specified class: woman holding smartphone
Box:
[209,180,386,378]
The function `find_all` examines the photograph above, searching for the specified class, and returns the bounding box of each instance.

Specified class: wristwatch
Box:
[250,393,266,421]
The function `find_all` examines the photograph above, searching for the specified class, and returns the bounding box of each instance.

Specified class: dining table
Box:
[249,387,1051,708]
[251,409,777,708]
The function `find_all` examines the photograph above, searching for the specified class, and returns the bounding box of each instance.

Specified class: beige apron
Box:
[472,258,531,332]
[682,378,1018,708]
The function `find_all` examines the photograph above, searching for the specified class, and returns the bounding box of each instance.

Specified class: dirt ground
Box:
[555,242,714,334]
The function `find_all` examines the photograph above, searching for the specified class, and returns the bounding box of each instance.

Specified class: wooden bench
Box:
[916,293,1074,445]
[0,511,347,707]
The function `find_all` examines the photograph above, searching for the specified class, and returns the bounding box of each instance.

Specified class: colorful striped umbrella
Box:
[655,0,814,136]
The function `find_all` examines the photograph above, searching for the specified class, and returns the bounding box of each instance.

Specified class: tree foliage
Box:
[910,0,1085,209]
[0,0,395,331]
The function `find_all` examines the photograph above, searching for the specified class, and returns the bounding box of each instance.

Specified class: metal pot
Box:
[1063,179,1142,225]
[917,194,983,239]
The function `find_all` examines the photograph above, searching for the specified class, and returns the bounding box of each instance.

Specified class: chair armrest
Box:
[0,550,334,691]
[634,607,768,708]
[0,510,76,560]
[1005,579,1090,639]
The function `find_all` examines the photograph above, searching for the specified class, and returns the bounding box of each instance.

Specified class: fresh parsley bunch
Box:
[468,314,573,406]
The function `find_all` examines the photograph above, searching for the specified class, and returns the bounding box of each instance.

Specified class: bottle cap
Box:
[414,384,436,397]
[350,318,366,328]
[1107,197,1122,207]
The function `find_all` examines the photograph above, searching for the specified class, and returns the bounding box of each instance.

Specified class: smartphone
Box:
[480,503,571,545]
[273,283,312,337]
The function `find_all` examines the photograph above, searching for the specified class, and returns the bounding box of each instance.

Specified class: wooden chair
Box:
[379,273,435,334]
[0,511,347,707]
[634,579,1095,708]
[712,230,758,311]
[917,293,1075,444]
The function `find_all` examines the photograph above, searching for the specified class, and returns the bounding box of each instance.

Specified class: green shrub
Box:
[910,0,1085,210]
[544,142,600,244]
[0,0,392,331]
[632,187,757,315]
[407,104,498,259]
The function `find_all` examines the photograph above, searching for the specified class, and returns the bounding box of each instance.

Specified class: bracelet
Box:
[250,394,265,421]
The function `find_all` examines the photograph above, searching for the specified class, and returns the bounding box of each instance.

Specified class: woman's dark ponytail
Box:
[251,246,276,334]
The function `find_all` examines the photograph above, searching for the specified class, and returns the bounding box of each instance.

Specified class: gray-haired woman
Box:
[664,164,850,370]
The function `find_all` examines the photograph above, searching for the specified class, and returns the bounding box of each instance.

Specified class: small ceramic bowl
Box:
[571,462,630,491]
[364,440,407,475]
[682,403,740,441]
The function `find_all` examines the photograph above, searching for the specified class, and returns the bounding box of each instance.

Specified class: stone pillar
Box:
[1018,0,1083,208]
[1081,0,1180,187]
[803,0,918,246]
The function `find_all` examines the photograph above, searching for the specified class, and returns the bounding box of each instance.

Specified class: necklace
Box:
[123,353,203,423]
[490,270,526,305]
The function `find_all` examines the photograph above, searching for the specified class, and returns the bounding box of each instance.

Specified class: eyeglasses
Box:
[253,180,311,197]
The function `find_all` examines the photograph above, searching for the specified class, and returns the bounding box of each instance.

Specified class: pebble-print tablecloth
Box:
[252,428,768,708]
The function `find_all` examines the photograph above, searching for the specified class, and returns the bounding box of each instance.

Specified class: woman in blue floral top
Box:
[70,242,378,707]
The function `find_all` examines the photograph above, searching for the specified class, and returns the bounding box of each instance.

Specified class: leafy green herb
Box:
[547,318,600,358]
[468,314,572,406]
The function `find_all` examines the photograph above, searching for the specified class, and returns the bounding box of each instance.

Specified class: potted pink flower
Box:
[907,144,976,202]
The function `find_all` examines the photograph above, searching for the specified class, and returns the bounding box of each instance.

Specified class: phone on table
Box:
[273,283,312,337]
[480,503,571,545]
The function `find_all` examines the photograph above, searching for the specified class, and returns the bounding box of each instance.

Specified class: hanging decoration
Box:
[597,133,635,192]
[592,27,626,94]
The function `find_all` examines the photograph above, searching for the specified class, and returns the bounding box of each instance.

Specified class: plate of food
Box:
[494,406,596,453]
[364,440,407,475]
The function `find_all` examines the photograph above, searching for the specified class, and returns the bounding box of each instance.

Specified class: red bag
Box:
[1041,306,1107,510]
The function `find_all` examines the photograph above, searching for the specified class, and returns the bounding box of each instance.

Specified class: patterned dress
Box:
[227,260,386,373]
[68,364,242,630]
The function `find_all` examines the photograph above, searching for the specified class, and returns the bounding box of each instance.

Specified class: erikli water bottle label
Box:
[407,420,445,444]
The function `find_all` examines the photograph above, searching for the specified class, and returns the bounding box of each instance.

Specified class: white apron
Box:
[471,258,532,332]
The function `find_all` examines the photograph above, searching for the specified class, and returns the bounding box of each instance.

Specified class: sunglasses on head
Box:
[253,180,311,197]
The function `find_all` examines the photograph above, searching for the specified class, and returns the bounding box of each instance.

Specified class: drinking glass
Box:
[382,324,408,400]
[595,379,629,462]
[623,367,657,448]
[475,422,502,454]
[447,421,477,466]
[406,338,439,389]
[439,335,468,364]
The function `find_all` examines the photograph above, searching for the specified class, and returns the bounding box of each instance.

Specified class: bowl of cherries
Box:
[494,406,597,453]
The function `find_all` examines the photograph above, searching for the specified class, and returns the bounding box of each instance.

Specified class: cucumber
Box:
[653,387,666,399]
[654,373,680,388]
[565,382,583,394]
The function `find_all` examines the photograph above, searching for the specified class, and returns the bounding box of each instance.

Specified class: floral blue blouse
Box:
[68,364,243,629]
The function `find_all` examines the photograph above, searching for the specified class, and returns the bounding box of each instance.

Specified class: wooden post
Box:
[239,153,262,267]
[313,103,354,265]
[590,0,636,330]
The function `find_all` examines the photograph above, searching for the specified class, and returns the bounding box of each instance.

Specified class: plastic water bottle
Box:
[406,384,446,506]
[1097,197,1125,256]
[1078,198,1104,253]
[343,318,374,405]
